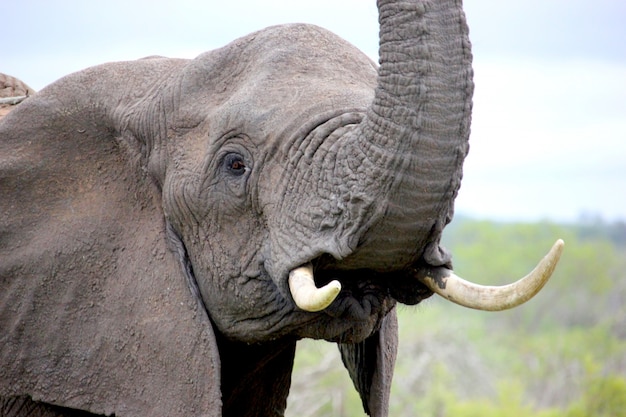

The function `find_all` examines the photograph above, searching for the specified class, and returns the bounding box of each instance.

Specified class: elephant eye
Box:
[224,153,247,176]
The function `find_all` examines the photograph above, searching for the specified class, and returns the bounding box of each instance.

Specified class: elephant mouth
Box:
[311,259,435,316]
[287,254,435,321]
[281,256,434,343]
[297,271,389,342]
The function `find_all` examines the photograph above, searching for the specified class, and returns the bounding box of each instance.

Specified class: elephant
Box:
[0,74,35,119]
[0,0,564,416]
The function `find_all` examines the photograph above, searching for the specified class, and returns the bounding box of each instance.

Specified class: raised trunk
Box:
[288,0,564,315]
[342,0,473,270]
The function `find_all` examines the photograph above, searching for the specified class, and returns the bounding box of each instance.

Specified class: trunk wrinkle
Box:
[338,0,473,271]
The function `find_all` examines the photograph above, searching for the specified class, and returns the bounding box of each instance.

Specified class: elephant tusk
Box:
[0,95,28,105]
[417,239,564,311]
[289,263,341,312]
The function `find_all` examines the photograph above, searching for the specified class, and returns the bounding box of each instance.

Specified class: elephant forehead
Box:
[177,23,377,134]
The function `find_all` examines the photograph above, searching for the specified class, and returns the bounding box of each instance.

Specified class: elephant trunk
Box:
[341,0,473,270]
[282,1,565,313]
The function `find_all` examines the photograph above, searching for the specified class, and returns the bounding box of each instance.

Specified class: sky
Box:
[4,0,626,223]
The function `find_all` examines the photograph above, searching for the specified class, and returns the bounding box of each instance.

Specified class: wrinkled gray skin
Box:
[0,1,473,416]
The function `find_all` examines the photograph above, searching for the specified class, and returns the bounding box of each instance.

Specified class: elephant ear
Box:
[0,62,221,416]
[338,308,398,417]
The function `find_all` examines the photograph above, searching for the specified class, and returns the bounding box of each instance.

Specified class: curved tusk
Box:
[289,263,341,312]
[0,95,28,105]
[418,239,564,311]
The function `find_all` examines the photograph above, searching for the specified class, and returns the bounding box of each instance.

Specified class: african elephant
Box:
[0,74,35,119]
[0,0,563,416]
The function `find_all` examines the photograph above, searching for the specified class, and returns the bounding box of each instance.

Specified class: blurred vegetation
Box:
[286,217,626,416]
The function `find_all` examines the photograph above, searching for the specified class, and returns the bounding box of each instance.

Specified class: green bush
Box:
[566,375,626,417]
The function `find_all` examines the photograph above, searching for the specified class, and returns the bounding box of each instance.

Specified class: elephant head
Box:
[0,1,563,416]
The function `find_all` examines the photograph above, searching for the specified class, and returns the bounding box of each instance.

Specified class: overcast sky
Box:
[4,0,625,222]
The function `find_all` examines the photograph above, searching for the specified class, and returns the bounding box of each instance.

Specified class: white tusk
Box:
[288,263,341,312]
[0,95,28,105]
[418,239,564,311]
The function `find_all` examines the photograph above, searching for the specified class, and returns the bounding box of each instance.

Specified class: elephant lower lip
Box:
[311,263,434,317]
[315,286,395,343]
[322,281,391,321]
